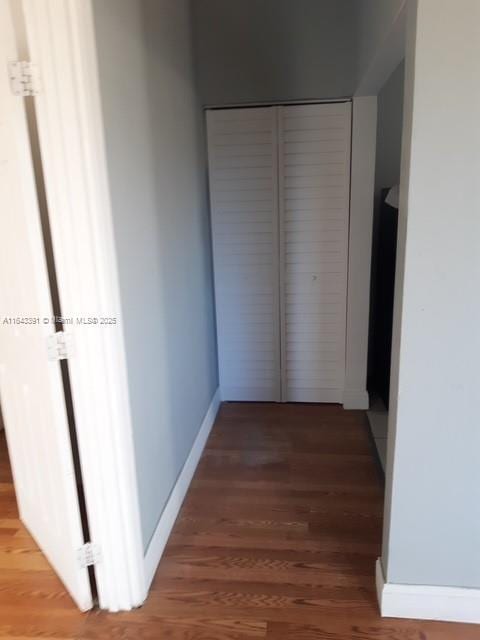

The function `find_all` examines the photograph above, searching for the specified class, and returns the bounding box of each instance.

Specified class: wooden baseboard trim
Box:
[143,388,221,590]
[376,558,480,624]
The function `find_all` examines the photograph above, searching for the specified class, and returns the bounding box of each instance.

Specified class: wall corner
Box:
[344,96,377,412]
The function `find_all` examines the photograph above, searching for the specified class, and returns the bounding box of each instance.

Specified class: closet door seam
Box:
[276,106,287,403]
[207,107,281,402]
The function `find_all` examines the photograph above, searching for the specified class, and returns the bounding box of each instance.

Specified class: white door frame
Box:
[22,0,145,611]
[343,96,377,410]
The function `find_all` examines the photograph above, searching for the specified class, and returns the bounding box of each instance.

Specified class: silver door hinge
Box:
[8,60,40,96]
[77,543,101,568]
[47,331,74,361]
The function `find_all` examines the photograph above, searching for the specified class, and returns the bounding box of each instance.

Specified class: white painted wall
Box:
[192,0,360,105]
[92,0,218,550]
[383,0,480,588]
[344,96,377,409]
[355,0,406,92]
[192,0,407,106]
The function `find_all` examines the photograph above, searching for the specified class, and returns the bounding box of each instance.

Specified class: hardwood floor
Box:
[0,404,477,638]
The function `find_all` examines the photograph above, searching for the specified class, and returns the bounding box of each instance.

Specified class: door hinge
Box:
[8,60,40,96]
[77,542,101,568]
[47,331,74,361]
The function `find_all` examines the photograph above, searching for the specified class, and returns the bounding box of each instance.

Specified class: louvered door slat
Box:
[279,103,351,403]
[207,108,281,401]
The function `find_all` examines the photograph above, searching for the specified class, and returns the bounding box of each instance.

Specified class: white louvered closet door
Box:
[207,108,281,401]
[278,103,351,403]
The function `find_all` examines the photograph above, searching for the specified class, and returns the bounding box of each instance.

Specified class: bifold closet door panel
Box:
[279,103,351,403]
[207,108,281,401]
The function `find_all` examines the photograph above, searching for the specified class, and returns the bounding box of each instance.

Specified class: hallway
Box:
[129,403,477,639]
[0,405,477,638]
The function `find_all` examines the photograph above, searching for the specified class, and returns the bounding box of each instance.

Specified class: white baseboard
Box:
[143,388,221,590]
[343,388,369,410]
[376,558,480,624]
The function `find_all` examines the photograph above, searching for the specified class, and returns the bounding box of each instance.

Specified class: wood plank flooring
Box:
[0,404,478,638]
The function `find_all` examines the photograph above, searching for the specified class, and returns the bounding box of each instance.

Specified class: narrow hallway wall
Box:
[383,0,480,591]
[92,0,218,550]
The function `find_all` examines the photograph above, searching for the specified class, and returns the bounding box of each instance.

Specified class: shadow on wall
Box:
[92,0,218,552]
[191,0,362,105]
[367,60,405,393]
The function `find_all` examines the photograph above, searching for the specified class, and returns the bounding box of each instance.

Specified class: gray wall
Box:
[375,61,405,204]
[355,0,405,86]
[92,0,218,550]
[192,0,405,106]
[191,0,361,105]
[383,0,480,589]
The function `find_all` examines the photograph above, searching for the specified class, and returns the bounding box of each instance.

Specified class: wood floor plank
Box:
[1,405,478,638]
[80,612,267,640]
[266,620,480,640]
[142,403,477,637]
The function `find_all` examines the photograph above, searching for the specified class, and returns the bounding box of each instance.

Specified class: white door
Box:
[279,103,351,402]
[0,0,92,611]
[207,107,281,401]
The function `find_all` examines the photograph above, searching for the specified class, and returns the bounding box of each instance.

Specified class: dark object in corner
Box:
[373,188,399,409]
